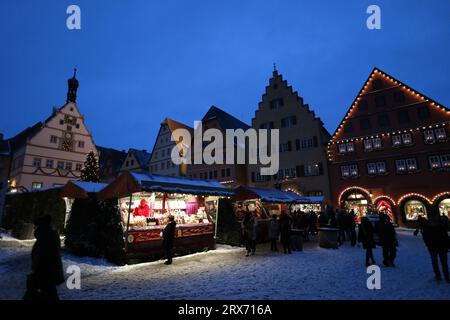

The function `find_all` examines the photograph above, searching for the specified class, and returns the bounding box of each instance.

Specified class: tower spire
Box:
[67,67,79,103]
[273,63,278,76]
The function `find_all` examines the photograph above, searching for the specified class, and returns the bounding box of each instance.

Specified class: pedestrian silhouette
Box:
[358,216,376,267]
[162,215,177,265]
[422,216,450,282]
[23,214,64,300]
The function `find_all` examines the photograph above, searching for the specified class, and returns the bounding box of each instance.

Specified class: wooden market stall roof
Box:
[97,171,235,201]
[60,180,108,199]
[234,185,324,204]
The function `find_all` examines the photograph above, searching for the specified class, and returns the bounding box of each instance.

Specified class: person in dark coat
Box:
[358,216,376,267]
[279,212,292,254]
[422,216,450,282]
[24,214,64,300]
[162,215,177,265]
[348,209,357,247]
[241,211,258,256]
[377,213,398,267]
[268,214,280,251]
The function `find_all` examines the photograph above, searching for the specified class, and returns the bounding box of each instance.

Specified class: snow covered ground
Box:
[0,230,449,300]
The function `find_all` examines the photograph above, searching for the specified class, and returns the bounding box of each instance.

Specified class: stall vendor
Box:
[133,199,150,218]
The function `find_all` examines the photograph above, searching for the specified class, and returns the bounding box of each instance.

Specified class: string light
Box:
[329,68,450,143]
[338,186,372,205]
[398,193,432,205]
[373,195,396,206]
[431,192,450,204]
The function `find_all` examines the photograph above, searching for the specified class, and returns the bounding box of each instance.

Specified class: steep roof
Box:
[129,148,152,169]
[202,106,250,130]
[330,67,450,143]
[7,122,43,152]
[165,118,193,134]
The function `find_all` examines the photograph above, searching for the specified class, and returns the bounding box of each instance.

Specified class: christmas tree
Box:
[80,151,100,182]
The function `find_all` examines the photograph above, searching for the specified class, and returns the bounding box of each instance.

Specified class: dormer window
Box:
[338,142,354,154]
[338,144,347,153]
[346,142,355,152]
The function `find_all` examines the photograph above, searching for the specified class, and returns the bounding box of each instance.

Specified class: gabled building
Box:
[120,148,151,172]
[148,118,193,176]
[248,68,331,199]
[186,105,250,186]
[7,70,98,190]
[97,145,127,182]
[328,67,450,227]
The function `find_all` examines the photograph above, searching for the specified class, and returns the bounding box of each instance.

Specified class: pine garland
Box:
[80,151,100,182]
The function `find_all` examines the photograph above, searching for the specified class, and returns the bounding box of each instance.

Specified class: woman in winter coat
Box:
[358,216,376,267]
[279,212,292,254]
[268,214,280,251]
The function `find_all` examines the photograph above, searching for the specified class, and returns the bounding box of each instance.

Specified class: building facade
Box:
[120,148,151,172]
[328,68,450,227]
[7,70,98,190]
[149,118,193,176]
[248,69,331,199]
[0,136,11,221]
[186,106,250,187]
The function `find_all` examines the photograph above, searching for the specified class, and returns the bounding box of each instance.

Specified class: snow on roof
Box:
[236,186,324,204]
[71,180,108,193]
[129,171,234,196]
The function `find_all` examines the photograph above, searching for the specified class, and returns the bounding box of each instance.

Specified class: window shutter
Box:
[313,136,318,147]
[251,172,255,182]
[296,165,305,177]
[292,116,297,125]
[287,141,292,151]
[318,162,324,175]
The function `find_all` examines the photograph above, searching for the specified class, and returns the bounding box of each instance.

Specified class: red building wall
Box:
[328,68,450,227]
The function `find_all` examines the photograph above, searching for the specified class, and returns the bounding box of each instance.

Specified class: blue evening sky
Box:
[1,0,449,151]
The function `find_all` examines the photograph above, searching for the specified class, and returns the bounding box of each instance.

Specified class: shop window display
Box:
[119,192,218,230]
[438,198,450,218]
[404,199,427,221]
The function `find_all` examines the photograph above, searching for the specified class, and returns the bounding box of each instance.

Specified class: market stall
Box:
[232,185,302,241]
[97,171,234,259]
[289,195,325,214]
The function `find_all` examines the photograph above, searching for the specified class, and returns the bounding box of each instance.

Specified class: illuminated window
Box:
[373,138,382,149]
[406,158,417,171]
[364,140,373,151]
[46,159,54,168]
[402,133,412,144]
[423,130,435,144]
[32,182,43,189]
[395,159,407,173]
[435,128,447,140]
[404,200,427,221]
[429,155,441,169]
[392,135,402,146]
[346,142,355,152]
[441,154,450,168]
[338,143,347,153]
[341,164,358,178]
[367,163,377,175]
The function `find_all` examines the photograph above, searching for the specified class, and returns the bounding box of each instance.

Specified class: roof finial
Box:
[73,66,77,78]
[273,63,277,72]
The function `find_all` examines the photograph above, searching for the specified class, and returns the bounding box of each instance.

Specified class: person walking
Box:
[358,216,376,267]
[377,213,398,267]
[162,215,177,265]
[24,214,64,300]
[279,211,292,254]
[422,216,450,282]
[268,214,280,252]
